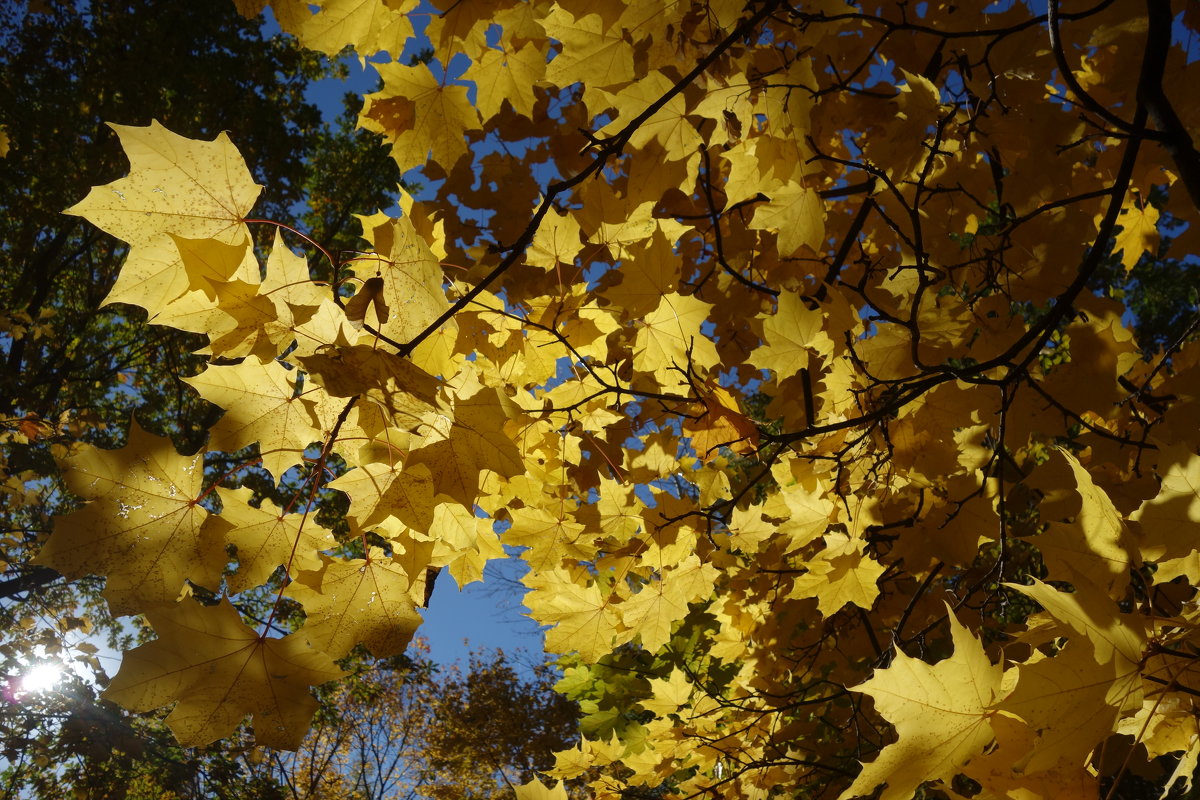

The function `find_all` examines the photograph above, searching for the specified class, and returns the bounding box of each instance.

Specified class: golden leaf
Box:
[103,598,344,749]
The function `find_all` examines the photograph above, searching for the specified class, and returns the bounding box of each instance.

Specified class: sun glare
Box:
[19,662,64,694]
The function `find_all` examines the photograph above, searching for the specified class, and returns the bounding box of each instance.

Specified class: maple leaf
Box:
[103,598,344,749]
[788,532,885,616]
[330,456,436,535]
[514,778,570,800]
[748,182,825,256]
[603,227,682,319]
[618,554,719,652]
[1112,195,1160,272]
[683,384,759,458]
[261,230,327,318]
[66,121,259,248]
[286,550,422,659]
[407,377,525,508]
[183,357,322,480]
[464,42,547,120]
[1027,450,1139,594]
[101,237,200,316]
[172,235,260,297]
[541,6,635,91]
[633,292,719,386]
[34,420,221,615]
[426,502,506,588]
[1132,444,1200,568]
[503,504,590,572]
[279,0,417,58]
[596,71,703,161]
[524,569,621,662]
[751,290,834,381]
[360,62,478,170]
[204,487,335,593]
[1001,571,1146,771]
[963,712,1098,799]
[641,668,694,718]
[300,343,438,408]
[525,208,586,270]
[206,280,294,359]
[357,212,454,348]
[840,609,1006,800]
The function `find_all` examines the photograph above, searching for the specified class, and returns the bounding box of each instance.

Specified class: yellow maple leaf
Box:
[33,421,220,615]
[596,70,703,161]
[963,711,1098,799]
[286,550,422,659]
[427,502,505,588]
[330,456,436,534]
[407,379,525,508]
[789,532,885,616]
[748,181,825,256]
[503,504,590,572]
[262,230,327,317]
[286,0,416,58]
[172,235,260,297]
[525,207,585,270]
[524,569,621,662]
[207,280,294,360]
[770,459,839,551]
[726,503,777,552]
[1002,642,1138,775]
[100,237,197,315]
[603,227,682,319]
[633,292,719,384]
[66,121,259,248]
[103,598,344,749]
[152,280,285,361]
[1027,450,1138,594]
[360,62,478,170]
[861,69,944,182]
[464,42,547,119]
[641,668,694,718]
[299,343,439,416]
[840,608,1005,800]
[541,6,635,92]
[183,356,321,479]
[424,0,498,58]
[205,487,335,593]
[683,383,759,459]
[1112,195,1160,272]
[514,778,570,800]
[1132,444,1200,569]
[619,554,718,652]
[751,290,834,381]
[1002,574,1146,772]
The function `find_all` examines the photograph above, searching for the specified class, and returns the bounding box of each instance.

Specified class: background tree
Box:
[3,645,575,800]
[247,648,580,800]
[16,0,1200,799]
[415,650,581,800]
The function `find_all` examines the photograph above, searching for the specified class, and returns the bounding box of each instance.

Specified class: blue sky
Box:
[419,557,547,666]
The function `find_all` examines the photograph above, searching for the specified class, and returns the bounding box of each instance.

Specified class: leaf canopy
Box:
[24,0,1200,797]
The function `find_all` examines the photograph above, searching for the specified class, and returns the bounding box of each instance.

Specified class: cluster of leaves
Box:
[0,0,404,787]
[25,0,1200,799]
